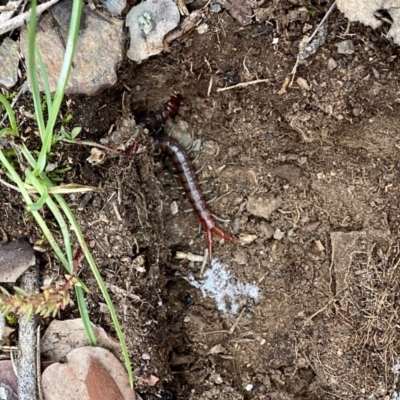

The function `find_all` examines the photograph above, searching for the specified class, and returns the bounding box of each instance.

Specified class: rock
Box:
[336,0,400,46]
[126,0,180,63]
[327,57,338,71]
[230,0,253,26]
[0,238,35,283]
[0,360,18,400]
[273,228,285,240]
[41,319,120,361]
[20,1,124,96]
[100,0,127,15]
[273,164,309,189]
[246,196,282,220]
[41,347,135,400]
[0,37,19,89]
[259,221,275,238]
[336,40,355,55]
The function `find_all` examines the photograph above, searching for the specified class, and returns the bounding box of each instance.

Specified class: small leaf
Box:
[13,287,29,297]
[71,126,82,139]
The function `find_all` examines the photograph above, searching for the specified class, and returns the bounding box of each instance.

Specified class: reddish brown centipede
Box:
[138,94,237,259]
[153,135,238,259]
[137,94,181,130]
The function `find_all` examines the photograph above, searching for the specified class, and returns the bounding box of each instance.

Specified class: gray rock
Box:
[0,238,35,283]
[20,1,124,96]
[246,196,282,220]
[336,40,355,55]
[337,0,400,46]
[259,221,275,238]
[100,0,127,15]
[0,37,19,89]
[126,0,180,63]
[273,164,310,189]
[273,228,285,240]
[327,57,338,71]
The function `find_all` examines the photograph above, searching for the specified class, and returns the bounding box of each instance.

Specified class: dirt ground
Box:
[3,1,400,399]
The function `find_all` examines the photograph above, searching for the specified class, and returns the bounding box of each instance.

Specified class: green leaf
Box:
[71,126,82,139]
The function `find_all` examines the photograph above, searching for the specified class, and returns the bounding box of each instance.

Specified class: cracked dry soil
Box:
[3,1,400,399]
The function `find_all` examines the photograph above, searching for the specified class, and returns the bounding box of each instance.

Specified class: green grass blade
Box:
[35,46,52,114]
[27,0,46,144]
[0,94,18,136]
[35,0,83,175]
[0,151,69,268]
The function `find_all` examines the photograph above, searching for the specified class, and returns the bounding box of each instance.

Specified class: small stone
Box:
[239,234,258,244]
[0,37,19,89]
[170,201,179,215]
[245,384,253,391]
[126,0,180,63]
[273,229,285,240]
[327,57,338,71]
[41,347,135,400]
[296,77,310,90]
[100,0,127,15]
[259,221,275,239]
[191,139,202,152]
[317,172,326,180]
[210,0,221,12]
[246,196,282,220]
[141,352,151,360]
[41,319,120,361]
[371,67,380,79]
[336,40,355,55]
[183,316,191,323]
[273,164,309,189]
[0,238,35,283]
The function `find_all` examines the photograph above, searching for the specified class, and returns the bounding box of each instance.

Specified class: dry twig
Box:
[0,0,60,36]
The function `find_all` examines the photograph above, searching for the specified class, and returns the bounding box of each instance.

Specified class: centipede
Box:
[137,94,181,130]
[139,94,238,259]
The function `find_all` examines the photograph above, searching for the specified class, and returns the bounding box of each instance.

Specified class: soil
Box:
[3,1,400,399]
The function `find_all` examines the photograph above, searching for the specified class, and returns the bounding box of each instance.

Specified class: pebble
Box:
[296,77,310,91]
[273,229,285,240]
[327,57,338,71]
[170,201,179,215]
[100,0,127,15]
[246,196,282,220]
[126,0,179,63]
[141,352,151,360]
[0,37,19,89]
[371,67,380,79]
[259,221,275,239]
[245,384,253,391]
[336,40,355,55]
[273,164,309,189]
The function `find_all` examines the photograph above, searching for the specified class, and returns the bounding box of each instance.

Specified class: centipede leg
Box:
[124,138,140,157]
[206,229,213,261]
[211,226,238,243]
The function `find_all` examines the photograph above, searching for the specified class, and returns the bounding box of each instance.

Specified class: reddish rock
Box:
[41,346,135,400]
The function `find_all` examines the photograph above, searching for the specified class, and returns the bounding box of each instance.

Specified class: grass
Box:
[0,0,133,387]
